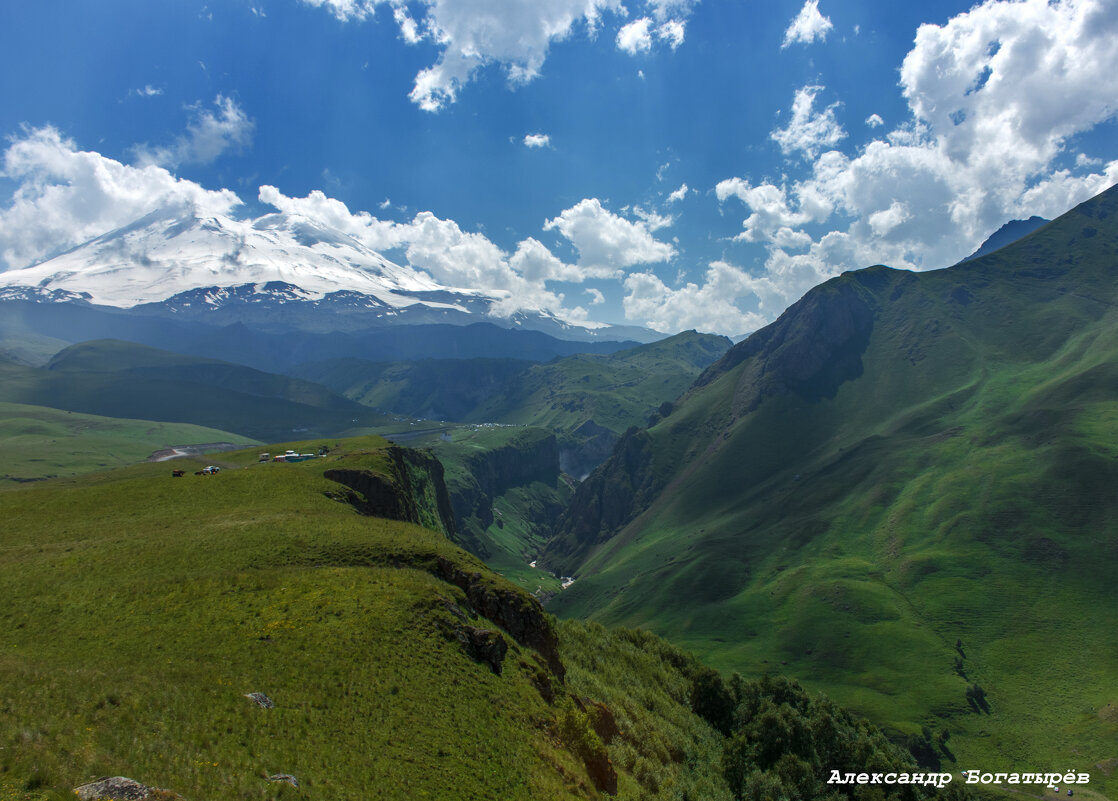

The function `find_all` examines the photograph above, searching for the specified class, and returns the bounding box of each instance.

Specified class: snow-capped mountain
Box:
[0,205,661,364]
[0,205,483,312]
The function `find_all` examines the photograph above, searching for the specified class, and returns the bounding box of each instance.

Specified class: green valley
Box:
[2,185,1117,801]
[294,329,731,478]
[5,4,1118,798]
[544,186,1118,796]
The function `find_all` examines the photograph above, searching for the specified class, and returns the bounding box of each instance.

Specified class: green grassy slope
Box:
[0,335,69,368]
[546,186,1118,795]
[0,434,967,801]
[0,340,383,442]
[467,330,732,435]
[295,357,534,422]
[0,305,72,366]
[0,401,257,481]
[0,436,754,801]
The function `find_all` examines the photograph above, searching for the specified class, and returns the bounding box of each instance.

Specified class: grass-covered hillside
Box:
[0,436,643,800]
[545,186,1118,795]
[0,435,964,801]
[0,340,383,442]
[0,401,257,482]
[295,330,731,477]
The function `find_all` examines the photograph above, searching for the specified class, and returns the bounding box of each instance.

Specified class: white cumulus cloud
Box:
[782,0,833,48]
[716,179,819,243]
[771,85,846,159]
[543,198,676,275]
[616,14,689,54]
[900,0,1118,178]
[298,0,379,21]
[667,183,690,203]
[405,0,626,111]
[623,261,765,335]
[301,0,698,110]
[617,18,654,54]
[523,133,551,148]
[710,0,1118,332]
[134,95,254,168]
[658,19,686,49]
[0,127,241,271]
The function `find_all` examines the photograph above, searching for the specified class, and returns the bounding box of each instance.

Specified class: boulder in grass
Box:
[74,776,185,800]
[244,692,274,708]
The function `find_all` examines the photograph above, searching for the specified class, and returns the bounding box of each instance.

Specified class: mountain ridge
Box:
[541,182,1118,791]
[0,338,382,441]
[959,215,1051,263]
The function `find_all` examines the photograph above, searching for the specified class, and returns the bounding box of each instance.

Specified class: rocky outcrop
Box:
[573,695,621,744]
[267,774,299,788]
[456,625,508,674]
[447,430,559,531]
[74,777,184,801]
[584,750,618,795]
[439,599,509,672]
[325,446,456,537]
[244,692,274,708]
[435,556,564,680]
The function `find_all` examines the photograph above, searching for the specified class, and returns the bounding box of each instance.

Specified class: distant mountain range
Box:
[0,204,658,369]
[0,339,382,442]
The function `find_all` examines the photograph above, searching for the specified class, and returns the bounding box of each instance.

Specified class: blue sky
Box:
[3,0,1118,335]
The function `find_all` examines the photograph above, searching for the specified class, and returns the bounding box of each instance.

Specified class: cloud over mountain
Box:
[0,127,241,271]
[707,0,1118,327]
[544,198,676,275]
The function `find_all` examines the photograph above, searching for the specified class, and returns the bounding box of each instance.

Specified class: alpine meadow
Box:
[3,1,1118,800]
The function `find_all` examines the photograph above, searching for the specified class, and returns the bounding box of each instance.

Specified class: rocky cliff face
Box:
[319,444,564,677]
[543,428,657,572]
[435,556,564,679]
[445,430,561,555]
[325,445,457,538]
[559,419,619,480]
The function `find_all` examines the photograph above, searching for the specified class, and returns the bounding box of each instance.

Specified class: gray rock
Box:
[457,626,508,674]
[267,774,300,788]
[245,692,274,708]
[74,776,184,800]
